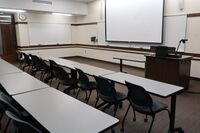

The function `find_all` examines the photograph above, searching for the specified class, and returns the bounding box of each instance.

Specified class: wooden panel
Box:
[145,56,191,89]
[0,24,17,62]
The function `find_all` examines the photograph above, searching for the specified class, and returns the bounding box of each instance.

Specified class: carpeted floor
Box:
[2,57,200,133]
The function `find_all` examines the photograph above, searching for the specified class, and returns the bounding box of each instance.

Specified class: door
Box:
[0,14,17,62]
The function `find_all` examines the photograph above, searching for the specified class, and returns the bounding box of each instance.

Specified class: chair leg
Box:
[85,91,88,101]
[133,107,136,121]
[56,83,60,90]
[148,115,155,133]
[102,103,112,112]
[121,104,131,132]
[50,79,53,86]
[95,97,99,107]
[0,113,4,120]
[113,104,119,117]
[3,118,11,133]
[165,109,171,132]
[86,90,92,104]
[76,89,81,98]
[144,114,148,122]
[96,101,107,109]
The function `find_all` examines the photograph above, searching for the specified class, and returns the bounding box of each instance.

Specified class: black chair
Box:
[21,53,32,72]
[53,65,78,94]
[121,81,170,133]
[5,110,42,133]
[29,55,42,76]
[94,76,127,116]
[16,51,24,68]
[0,92,48,133]
[43,60,57,86]
[0,92,29,133]
[75,68,97,104]
[39,59,52,81]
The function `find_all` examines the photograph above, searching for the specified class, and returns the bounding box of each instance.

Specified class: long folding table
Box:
[102,72,184,133]
[0,59,22,75]
[0,72,49,96]
[13,87,119,133]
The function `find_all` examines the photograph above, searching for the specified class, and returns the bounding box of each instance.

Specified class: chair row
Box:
[15,51,171,133]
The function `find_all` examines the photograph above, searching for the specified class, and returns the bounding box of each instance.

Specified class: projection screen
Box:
[105,0,164,43]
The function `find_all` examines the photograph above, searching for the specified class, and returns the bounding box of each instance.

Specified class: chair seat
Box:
[77,81,97,90]
[133,100,168,115]
[100,91,127,103]
[60,79,78,86]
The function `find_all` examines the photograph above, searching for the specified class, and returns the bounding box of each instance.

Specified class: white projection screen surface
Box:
[106,0,164,43]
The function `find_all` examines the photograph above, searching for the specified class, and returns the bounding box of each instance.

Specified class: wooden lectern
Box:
[145,55,192,89]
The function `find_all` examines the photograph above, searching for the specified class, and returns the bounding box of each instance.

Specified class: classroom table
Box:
[0,72,49,95]
[39,54,115,76]
[13,87,119,133]
[39,55,80,70]
[102,72,184,133]
[76,63,116,76]
[113,57,145,72]
[0,59,22,75]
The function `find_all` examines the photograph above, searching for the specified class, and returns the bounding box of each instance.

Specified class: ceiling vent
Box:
[32,0,52,5]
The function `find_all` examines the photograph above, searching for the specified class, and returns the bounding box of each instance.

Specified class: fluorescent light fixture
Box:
[0,15,11,18]
[0,8,26,13]
[52,13,73,16]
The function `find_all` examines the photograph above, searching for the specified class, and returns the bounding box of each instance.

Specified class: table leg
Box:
[169,95,184,133]
[120,59,123,72]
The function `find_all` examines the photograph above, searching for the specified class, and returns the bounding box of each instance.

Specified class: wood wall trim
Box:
[15,22,28,24]
[18,44,200,60]
[17,44,74,50]
[187,13,200,17]
[71,22,97,26]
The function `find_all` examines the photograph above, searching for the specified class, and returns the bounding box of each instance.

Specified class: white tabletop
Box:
[102,72,184,98]
[39,55,81,70]
[39,55,115,76]
[76,63,116,76]
[13,87,119,133]
[0,59,22,75]
[0,72,49,95]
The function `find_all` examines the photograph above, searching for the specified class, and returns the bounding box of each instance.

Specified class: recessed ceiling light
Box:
[0,8,26,13]
[52,13,73,16]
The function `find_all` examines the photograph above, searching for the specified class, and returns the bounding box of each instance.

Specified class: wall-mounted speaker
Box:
[91,36,97,42]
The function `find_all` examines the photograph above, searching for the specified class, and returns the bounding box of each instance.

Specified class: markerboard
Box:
[163,15,187,52]
[28,23,71,45]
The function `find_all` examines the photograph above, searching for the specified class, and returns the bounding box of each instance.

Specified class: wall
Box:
[15,12,76,47]
[0,0,88,15]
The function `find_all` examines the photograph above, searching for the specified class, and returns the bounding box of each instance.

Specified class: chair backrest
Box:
[29,54,40,66]
[125,81,153,108]
[5,111,43,133]
[53,65,70,80]
[16,51,24,61]
[22,53,31,64]
[95,76,117,100]
[0,92,23,118]
[49,60,57,70]
[76,68,89,84]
